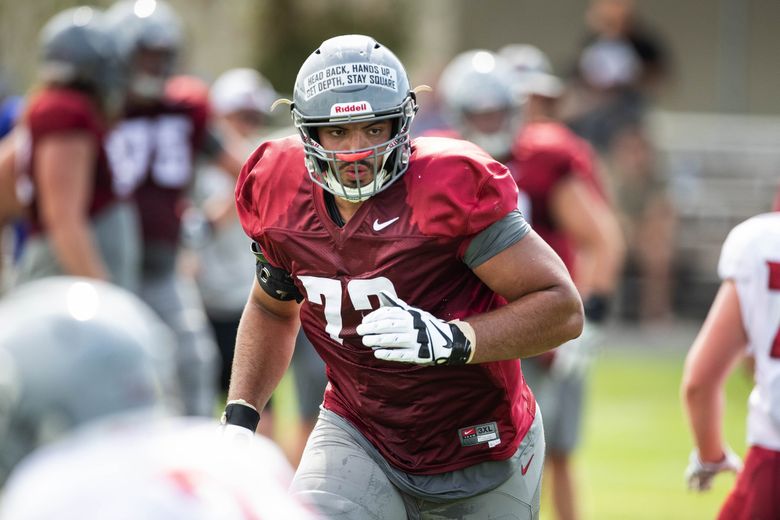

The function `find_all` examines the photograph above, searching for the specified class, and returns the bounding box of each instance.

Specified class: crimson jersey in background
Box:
[25,88,117,234]
[236,135,536,475]
[105,79,209,245]
[508,120,605,274]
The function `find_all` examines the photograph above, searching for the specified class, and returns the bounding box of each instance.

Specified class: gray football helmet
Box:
[291,34,417,202]
[498,44,564,98]
[38,6,126,114]
[437,50,522,159]
[105,0,183,100]
[0,277,178,485]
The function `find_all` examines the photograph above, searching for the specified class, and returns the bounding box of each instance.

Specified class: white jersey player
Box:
[682,211,780,519]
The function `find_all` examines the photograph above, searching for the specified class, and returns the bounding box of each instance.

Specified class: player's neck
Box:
[334,196,364,224]
[324,191,363,226]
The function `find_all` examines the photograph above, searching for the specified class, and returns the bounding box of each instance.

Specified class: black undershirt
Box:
[324,191,346,227]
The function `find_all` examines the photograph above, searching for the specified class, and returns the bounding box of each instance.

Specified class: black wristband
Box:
[222,402,260,432]
[583,294,611,323]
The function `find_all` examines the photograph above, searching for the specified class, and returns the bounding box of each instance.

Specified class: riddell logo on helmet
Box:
[330,102,373,116]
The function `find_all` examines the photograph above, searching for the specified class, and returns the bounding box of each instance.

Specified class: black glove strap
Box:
[444,324,472,366]
[583,294,611,323]
[222,402,260,432]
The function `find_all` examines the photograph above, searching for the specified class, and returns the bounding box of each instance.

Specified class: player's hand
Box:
[685,447,742,491]
[356,291,475,366]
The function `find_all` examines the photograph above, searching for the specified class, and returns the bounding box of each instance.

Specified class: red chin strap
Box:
[335,150,373,162]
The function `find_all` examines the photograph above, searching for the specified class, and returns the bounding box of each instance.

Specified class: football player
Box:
[502,43,625,520]
[11,6,140,291]
[103,0,240,416]
[0,276,178,485]
[681,211,780,519]
[0,417,318,519]
[221,35,584,519]
[0,277,317,519]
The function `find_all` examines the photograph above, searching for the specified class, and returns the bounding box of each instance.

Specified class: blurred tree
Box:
[253,0,407,96]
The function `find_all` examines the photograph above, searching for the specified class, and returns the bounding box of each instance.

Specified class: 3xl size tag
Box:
[458,421,501,448]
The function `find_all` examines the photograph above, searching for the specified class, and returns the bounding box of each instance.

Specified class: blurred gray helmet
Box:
[105,0,183,100]
[498,44,564,98]
[291,34,417,202]
[0,277,178,484]
[438,50,522,159]
[38,6,126,113]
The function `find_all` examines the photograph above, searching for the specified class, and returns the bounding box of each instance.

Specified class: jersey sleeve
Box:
[408,138,519,244]
[234,137,305,270]
[718,219,758,281]
[26,90,100,139]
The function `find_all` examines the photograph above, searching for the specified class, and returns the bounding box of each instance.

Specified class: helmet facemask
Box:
[293,96,416,202]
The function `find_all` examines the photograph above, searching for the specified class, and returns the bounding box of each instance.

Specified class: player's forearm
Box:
[683,383,727,462]
[576,217,626,298]
[47,217,109,280]
[467,283,583,363]
[227,298,299,414]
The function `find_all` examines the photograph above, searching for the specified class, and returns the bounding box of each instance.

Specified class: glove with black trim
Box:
[685,447,742,491]
[356,291,475,366]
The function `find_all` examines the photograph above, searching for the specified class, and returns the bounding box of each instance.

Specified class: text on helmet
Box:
[303,62,398,101]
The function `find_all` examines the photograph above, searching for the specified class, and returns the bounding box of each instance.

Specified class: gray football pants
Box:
[291,408,545,520]
[140,272,219,416]
[13,202,141,292]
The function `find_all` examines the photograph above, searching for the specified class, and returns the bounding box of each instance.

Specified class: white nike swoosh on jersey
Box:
[373,217,400,231]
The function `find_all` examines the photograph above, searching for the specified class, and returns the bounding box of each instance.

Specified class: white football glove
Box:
[550,320,602,379]
[356,291,475,366]
[685,447,742,491]
[220,400,260,445]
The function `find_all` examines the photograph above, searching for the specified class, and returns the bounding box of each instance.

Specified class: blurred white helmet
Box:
[210,68,276,116]
[0,417,319,519]
[0,277,179,484]
[498,44,564,98]
[437,49,521,159]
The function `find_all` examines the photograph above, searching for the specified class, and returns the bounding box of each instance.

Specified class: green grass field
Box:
[559,344,752,520]
[271,325,752,520]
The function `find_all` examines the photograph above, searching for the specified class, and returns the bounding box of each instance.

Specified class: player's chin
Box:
[339,171,374,187]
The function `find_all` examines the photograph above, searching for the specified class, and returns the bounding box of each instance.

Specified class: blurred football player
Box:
[0,416,319,519]
[190,68,327,465]
[11,6,140,291]
[103,0,242,416]
[221,34,584,519]
[0,109,27,292]
[499,43,625,520]
[0,276,178,484]
[681,211,780,519]
[431,46,623,520]
[435,49,522,163]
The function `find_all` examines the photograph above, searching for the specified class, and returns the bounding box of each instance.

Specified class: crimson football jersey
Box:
[105,83,209,245]
[25,88,117,235]
[508,120,604,273]
[236,135,536,474]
